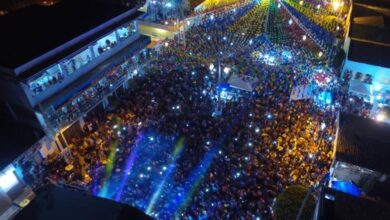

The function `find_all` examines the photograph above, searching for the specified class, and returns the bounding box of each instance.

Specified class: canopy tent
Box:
[227,75,258,92]
[348,80,372,96]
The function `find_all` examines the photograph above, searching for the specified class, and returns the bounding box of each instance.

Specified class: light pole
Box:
[212,56,230,117]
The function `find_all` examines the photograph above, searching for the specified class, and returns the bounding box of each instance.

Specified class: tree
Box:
[274,185,316,220]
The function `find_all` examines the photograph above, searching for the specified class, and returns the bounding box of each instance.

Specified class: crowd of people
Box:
[283,0,346,34]
[40,0,348,219]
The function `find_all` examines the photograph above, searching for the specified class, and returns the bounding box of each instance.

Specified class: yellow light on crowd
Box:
[332,0,342,11]
[299,0,303,5]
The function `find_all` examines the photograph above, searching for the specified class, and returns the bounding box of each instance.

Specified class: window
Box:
[93,31,117,57]
[63,48,93,74]
[116,21,137,41]
[28,64,62,96]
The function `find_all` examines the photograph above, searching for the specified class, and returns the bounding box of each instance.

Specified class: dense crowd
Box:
[42,0,345,219]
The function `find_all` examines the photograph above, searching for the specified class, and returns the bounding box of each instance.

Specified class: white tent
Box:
[228,75,258,92]
[349,80,372,96]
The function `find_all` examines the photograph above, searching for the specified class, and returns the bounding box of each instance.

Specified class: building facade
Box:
[0,0,150,158]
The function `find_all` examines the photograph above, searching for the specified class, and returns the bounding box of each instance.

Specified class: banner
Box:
[290,84,313,101]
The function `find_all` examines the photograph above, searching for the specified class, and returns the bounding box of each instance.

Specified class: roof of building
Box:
[318,187,390,220]
[0,0,138,70]
[347,1,390,67]
[13,185,152,220]
[0,114,44,170]
[335,113,390,174]
[347,40,390,68]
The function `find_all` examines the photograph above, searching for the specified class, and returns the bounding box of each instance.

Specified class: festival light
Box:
[299,0,303,5]
[332,0,342,11]
[318,51,323,57]
[165,2,172,8]
[374,84,381,91]
[255,128,260,133]
[146,138,185,214]
[321,122,326,130]
[164,42,169,47]
[288,19,293,25]
[316,4,321,9]
[209,64,214,71]
[0,166,18,192]
[302,35,307,41]
[376,113,386,122]
[223,67,230,74]
[210,14,214,20]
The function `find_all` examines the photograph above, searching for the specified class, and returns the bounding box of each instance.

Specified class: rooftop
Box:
[335,113,390,174]
[318,187,390,220]
[347,0,390,67]
[0,0,137,70]
[0,112,44,170]
[14,185,152,220]
[347,40,390,68]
